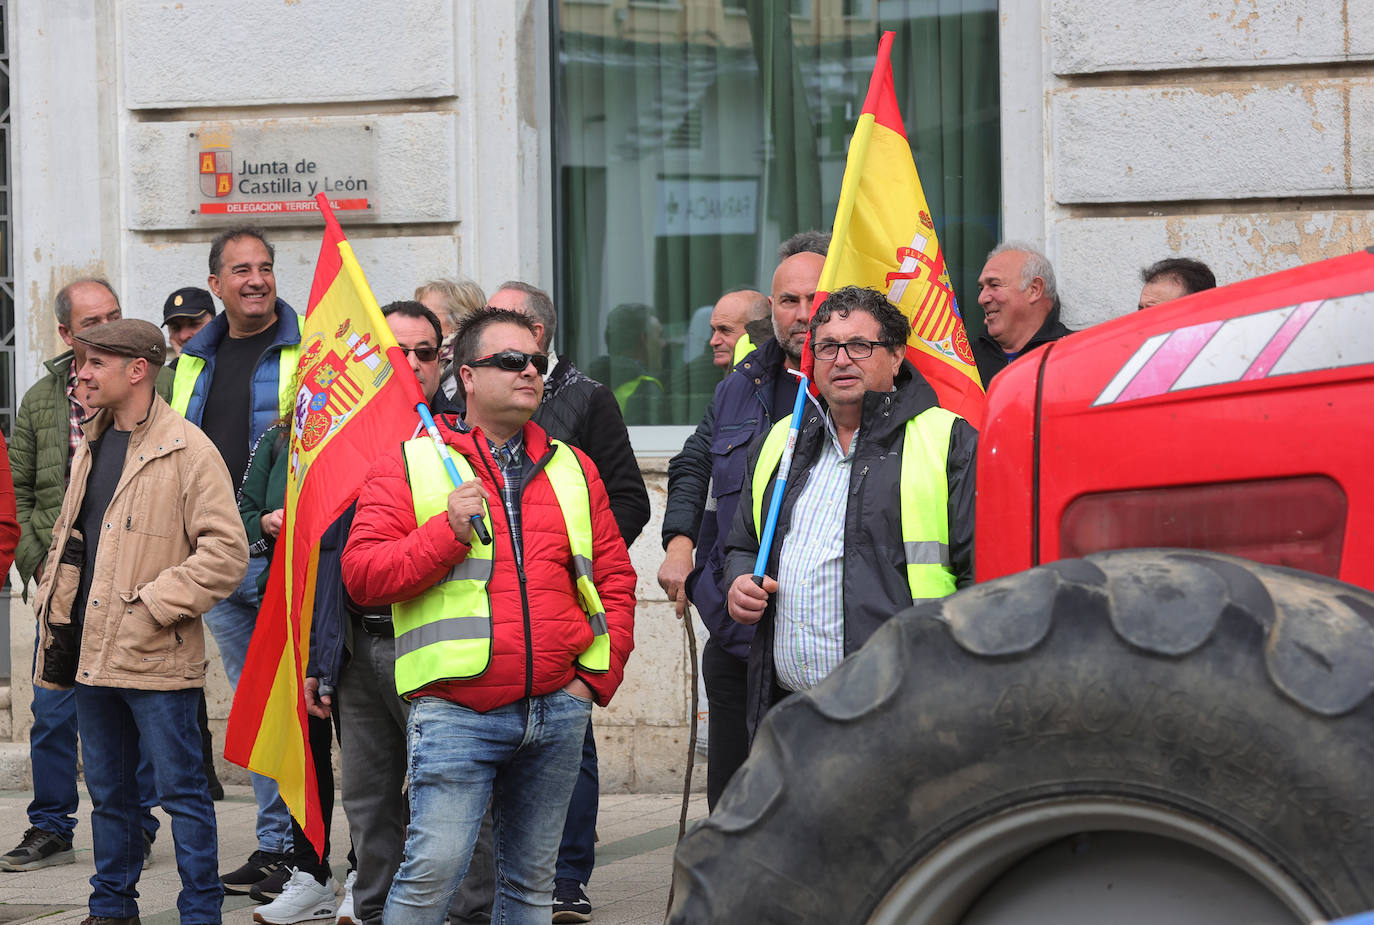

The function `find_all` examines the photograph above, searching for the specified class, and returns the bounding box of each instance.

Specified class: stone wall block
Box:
[124,236,462,329]
[1052,211,1374,329]
[1051,82,1363,202]
[601,601,689,727]
[1051,1,1363,74]
[122,0,456,108]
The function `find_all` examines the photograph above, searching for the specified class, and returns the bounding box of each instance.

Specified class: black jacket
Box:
[971,310,1073,387]
[724,362,977,734]
[663,338,798,660]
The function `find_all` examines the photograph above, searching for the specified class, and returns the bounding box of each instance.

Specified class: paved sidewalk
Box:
[0,786,704,925]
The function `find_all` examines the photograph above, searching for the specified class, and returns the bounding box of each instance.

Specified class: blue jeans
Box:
[28,636,159,841]
[384,690,592,925]
[75,684,221,924]
[203,556,291,853]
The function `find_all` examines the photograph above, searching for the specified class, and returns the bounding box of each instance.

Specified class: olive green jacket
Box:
[13,351,172,597]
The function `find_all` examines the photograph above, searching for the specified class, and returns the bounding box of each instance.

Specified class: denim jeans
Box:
[384,690,592,925]
[28,634,159,841]
[75,683,221,925]
[203,555,292,853]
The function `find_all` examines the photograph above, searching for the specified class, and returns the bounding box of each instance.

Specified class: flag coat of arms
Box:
[811,30,986,428]
[224,195,426,853]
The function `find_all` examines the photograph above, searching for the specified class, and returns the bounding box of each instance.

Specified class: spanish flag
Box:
[810,31,985,428]
[224,194,426,853]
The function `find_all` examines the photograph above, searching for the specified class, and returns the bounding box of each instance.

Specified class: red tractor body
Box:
[977,248,1374,589]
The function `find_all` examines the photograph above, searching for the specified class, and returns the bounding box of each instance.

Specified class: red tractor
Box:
[670,248,1374,924]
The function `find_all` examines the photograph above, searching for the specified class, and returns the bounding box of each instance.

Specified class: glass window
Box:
[553,0,1000,429]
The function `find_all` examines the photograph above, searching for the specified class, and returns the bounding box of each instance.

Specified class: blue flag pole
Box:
[752,375,809,581]
[415,402,492,546]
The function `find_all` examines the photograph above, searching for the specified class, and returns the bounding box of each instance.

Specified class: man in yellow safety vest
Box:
[725,285,978,736]
[342,307,637,925]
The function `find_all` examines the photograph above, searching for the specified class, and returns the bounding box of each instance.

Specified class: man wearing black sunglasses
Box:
[444,282,649,924]
[342,307,636,925]
[724,285,977,735]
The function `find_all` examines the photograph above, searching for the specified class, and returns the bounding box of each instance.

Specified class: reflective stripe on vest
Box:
[751,406,960,603]
[392,438,611,699]
[170,346,299,420]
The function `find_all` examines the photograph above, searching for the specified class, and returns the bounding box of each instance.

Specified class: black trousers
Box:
[702,637,751,810]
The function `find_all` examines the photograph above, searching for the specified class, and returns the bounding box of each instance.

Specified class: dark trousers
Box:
[288,712,339,884]
[702,638,750,809]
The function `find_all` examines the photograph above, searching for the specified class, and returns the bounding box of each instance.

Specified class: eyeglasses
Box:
[466,350,549,375]
[812,340,890,361]
[398,345,439,363]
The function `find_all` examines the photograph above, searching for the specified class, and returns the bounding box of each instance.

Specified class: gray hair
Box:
[414,277,486,328]
[494,280,557,350]
[55,278,120,327]
[988,241,1058,310]
[777,230,831,260]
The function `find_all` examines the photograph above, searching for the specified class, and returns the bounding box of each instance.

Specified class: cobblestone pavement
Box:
[0,786,705,925]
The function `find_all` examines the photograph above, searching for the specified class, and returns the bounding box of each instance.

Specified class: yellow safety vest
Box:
[392,437,612,699]
[731,333,755,367]
[612,374,663,414]
[751,406,960,602]
[170,345,299,421]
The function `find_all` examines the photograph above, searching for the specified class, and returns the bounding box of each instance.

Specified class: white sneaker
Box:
[335,870,357,925]
[252,868,338,924]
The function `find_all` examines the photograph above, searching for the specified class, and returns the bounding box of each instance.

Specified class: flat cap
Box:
[163,287,216,324]
[74,319,167,366]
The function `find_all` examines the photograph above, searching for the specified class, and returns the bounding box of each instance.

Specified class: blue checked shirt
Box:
[772,424,854,692]
[489,433,525,567]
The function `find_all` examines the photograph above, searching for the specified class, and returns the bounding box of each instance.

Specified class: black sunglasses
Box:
[398,345,439,363]
[467,350,549,375]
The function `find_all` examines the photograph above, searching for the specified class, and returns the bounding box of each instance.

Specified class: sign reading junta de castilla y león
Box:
[189,121,378,221]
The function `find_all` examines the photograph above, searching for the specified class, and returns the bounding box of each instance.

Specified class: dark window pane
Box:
[554,0,1000,425]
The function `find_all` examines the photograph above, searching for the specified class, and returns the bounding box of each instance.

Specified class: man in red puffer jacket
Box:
[342,307,635,925]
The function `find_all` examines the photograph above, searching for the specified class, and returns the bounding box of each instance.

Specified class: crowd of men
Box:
[0,222,1217,925]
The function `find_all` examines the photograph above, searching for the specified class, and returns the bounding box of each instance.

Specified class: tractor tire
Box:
[668,550,1374,924]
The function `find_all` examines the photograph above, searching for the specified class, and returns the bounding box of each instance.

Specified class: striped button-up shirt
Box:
[773,424,854,692]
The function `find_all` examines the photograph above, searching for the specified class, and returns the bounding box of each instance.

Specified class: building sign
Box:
[655,177,758,237]
[189,122,377,221]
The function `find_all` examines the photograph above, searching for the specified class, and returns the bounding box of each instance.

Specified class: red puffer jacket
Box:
[341,417,636,711]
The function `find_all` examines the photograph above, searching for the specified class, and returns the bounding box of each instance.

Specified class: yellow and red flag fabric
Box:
[224,194,426,854]
[808,31,985,428]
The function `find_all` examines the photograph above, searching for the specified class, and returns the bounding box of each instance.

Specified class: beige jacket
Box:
[34,393,248,690]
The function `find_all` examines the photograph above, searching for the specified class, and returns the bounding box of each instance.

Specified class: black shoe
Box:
[80,916,141,925]
[222,849,290,895]
[0,827,76,871]
[248,863,294,902]
[204,762,225,801]
[552,879,591,923]
[143,830,154,864]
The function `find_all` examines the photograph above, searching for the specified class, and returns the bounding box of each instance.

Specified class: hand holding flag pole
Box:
[415,403,492,545]
[752,373,810,584]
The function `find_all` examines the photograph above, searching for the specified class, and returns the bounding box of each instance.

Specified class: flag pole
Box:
[752,373,809,582]
[314,193,491,546]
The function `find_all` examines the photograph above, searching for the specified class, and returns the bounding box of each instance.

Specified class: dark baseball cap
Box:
[74,319,167,366]
[163,287,217,324]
